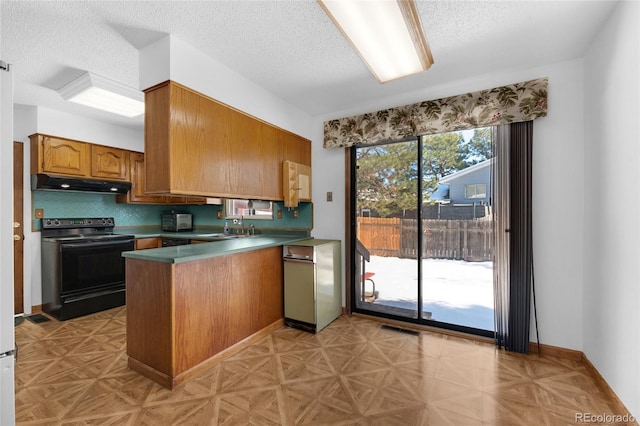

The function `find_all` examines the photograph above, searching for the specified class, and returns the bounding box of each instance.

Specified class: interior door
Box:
[14,141,24,314]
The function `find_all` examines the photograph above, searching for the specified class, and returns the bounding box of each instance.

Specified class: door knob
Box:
[13,222,20,228]
[13,235,21,241]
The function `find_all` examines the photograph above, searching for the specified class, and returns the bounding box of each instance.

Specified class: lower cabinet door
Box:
[283,260,316,325]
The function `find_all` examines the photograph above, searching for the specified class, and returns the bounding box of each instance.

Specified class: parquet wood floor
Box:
[13,307,634,425]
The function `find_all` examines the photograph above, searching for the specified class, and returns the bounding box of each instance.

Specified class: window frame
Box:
[464,183,488,199]
[224,199,274,220]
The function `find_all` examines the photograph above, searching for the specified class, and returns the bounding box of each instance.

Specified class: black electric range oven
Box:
[40,217,134,320]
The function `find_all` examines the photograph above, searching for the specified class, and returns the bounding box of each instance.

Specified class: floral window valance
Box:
[323,77,548,148]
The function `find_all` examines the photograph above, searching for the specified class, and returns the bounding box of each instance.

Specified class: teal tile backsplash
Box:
[32,191,313,230]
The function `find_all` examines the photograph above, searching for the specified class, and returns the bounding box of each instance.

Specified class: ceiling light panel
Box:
[318,0,434,83]
[57,72,144,117]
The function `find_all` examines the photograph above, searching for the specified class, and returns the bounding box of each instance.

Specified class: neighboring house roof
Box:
[438,158,494,184]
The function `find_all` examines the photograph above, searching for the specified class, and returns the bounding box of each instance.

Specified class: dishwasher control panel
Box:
[283,245,314,261]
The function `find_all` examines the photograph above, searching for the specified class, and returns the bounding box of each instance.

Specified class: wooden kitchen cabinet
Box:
[116,151,221,205]
[283,160,312,207]
[284,131,311,166]
[135,237,161,250]
[117,152,168,204]
[31,133,134,184]
[31,134,90,177]
[261,125,285,199]
[91,145,129,181]
[116,151,222,205]
[227,111,264,197]
[144,81,311,201]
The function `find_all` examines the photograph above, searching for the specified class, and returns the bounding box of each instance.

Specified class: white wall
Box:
[140,35,312,139]
[34,107,143,151]
[583,0,640,418]
[14,105,144,310]
[311,58,586,350]
[309,136,347,304]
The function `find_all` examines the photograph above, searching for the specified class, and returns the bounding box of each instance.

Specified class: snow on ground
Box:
[365,255,495,331]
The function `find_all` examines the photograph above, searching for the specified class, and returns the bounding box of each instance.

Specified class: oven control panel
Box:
[42,217,115,229]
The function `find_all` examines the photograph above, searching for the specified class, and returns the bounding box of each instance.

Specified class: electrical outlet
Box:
[293,208,299,219]
[35,208,44,219]
[277,209,283,219]
[216,210,223,219]
[326,192,333,202]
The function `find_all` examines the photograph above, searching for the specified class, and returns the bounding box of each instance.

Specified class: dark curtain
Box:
[494,121,534,354]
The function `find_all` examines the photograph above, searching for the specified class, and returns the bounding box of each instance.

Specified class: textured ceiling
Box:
[1,0,618,131]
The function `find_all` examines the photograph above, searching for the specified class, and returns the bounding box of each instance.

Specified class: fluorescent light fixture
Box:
[318,0,434,83]
[57,72,144,117]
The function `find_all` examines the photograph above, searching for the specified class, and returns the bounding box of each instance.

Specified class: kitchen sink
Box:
[197,233,254,239]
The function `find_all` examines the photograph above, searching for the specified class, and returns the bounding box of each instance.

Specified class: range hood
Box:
[31,174,131,194]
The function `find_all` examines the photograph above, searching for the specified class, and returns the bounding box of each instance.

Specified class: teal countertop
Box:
[121,233,311,264]
[114,226,308,239]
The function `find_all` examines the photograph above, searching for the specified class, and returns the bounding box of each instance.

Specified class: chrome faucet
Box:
[250,224,255,235]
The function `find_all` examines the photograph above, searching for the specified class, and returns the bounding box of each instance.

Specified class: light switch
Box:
[216,210,223,219]
[326,192,333,202]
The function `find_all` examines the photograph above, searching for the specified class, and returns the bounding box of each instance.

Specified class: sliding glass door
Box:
[354,140,419,319]
[352,129,495,335]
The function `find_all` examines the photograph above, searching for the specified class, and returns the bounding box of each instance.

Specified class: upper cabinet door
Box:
[129,152,154,202]
[261,125,285,200]
[91,145,129,181]
[119,151,168,203]
[36,135,90,177]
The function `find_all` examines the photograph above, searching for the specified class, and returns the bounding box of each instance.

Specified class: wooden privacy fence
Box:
[357,217,493,261]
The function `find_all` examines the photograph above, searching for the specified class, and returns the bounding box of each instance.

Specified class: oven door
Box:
[59,239,134,295]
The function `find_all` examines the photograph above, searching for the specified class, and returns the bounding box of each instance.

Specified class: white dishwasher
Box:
[283,239,341,333]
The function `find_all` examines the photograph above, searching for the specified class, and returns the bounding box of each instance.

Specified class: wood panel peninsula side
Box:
[125,246,284,389]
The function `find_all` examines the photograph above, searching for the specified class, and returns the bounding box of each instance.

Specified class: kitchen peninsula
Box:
[119,76,316,389]
[122,235,307,389]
